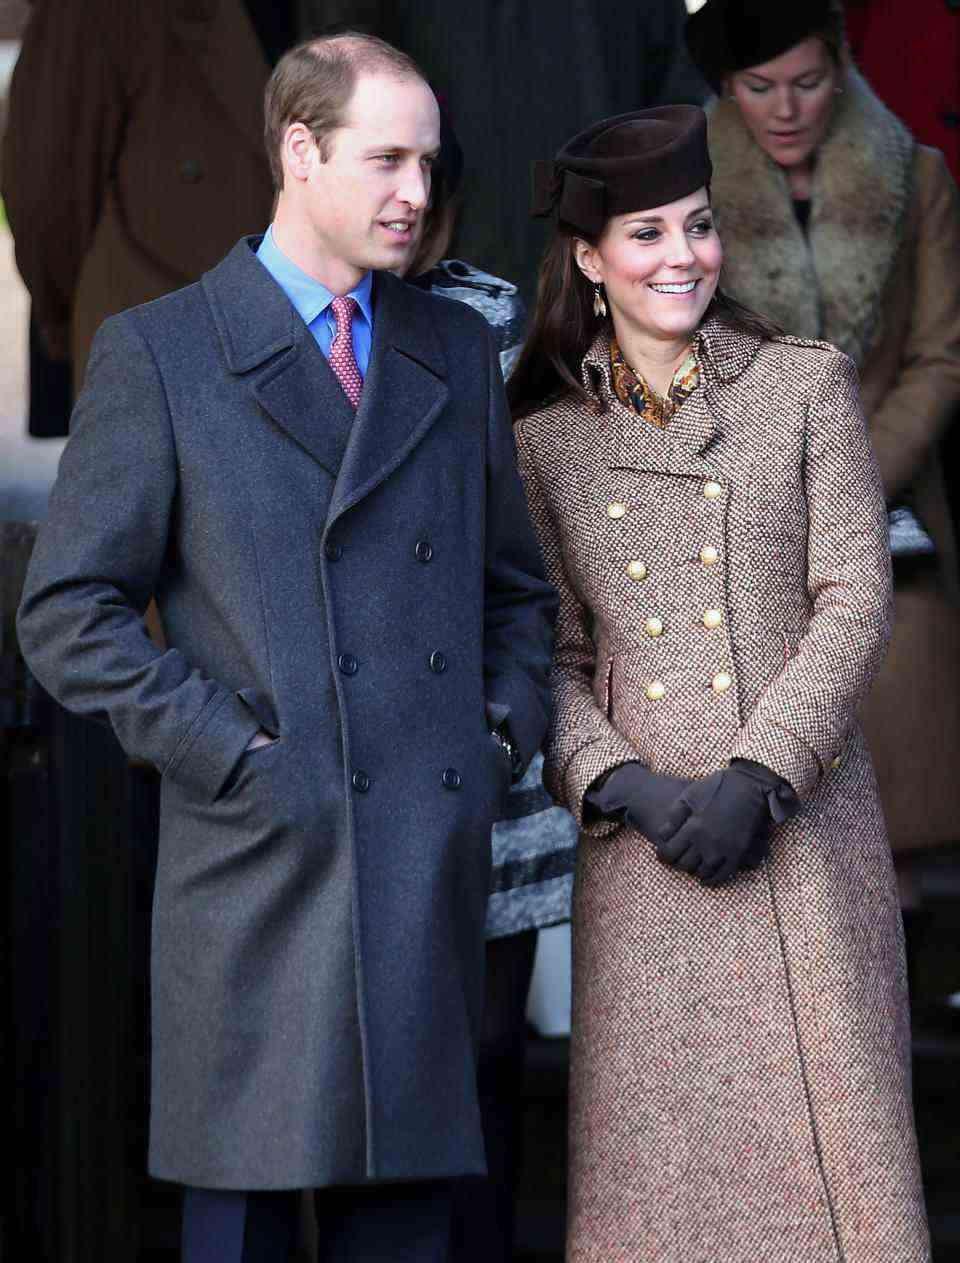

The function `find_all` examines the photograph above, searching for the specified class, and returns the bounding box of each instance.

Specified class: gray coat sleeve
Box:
[16,312,259,801]
[481,334,558,768]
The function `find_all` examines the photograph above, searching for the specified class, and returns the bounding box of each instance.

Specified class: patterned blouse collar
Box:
[609,337,700,427]
[581,315,764,402]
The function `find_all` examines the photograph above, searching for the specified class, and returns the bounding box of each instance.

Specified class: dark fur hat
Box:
[685,0,844,93]
[531,106,712,238]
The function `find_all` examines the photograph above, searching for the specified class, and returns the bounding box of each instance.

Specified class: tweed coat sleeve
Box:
[16,313,261,801]
[868,148,960,502]
[515,419,641,835]
[482,338,558,767]
[729,351,894,797]
[0,0,133,358]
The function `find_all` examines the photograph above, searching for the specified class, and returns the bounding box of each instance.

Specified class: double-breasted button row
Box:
[429,650,447,674]
[338,653,358,676]
[325,540,343,562]
[416,539,434,563]
[353,767,467,793]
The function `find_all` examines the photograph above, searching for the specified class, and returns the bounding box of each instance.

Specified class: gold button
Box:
[627,559,648,581]
[831,755,843,770]
[703,608,723,629]
[700,545,719,566]
[607,501,627,519]
[712,671,733,693]
[646,681,665,701]
[645,617,664,638]
[703,480,723,500]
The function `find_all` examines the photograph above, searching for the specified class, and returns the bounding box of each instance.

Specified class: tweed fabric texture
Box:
[514,320,930,1261]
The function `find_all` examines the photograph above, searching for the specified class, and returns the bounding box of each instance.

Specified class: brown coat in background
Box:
[1,0,386,396]
[515,320,929,1261]
[707,67,960,853]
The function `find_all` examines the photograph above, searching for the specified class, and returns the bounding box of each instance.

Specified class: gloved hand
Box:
[586,762,694,839]
[656,760,798,887]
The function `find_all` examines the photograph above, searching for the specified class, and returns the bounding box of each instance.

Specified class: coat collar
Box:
[580,316,761,476]
[706,66,915,367]
[203,239,449,513]
[170,0,270,164]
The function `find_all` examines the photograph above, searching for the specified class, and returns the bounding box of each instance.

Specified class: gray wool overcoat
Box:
[17,238,556,1190]
[515,320,930,1262]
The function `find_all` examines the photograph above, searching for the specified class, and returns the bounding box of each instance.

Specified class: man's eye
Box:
[376,154,400,165]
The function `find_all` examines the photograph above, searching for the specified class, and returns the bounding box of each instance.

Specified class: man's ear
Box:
[573,238,602,286]
[282,122,316,185]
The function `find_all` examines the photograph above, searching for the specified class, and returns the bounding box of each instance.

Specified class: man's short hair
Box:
[264,32,428,191]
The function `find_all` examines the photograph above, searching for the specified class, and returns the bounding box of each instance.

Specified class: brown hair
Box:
[507,223,782,421]
[405,190,463,278]
[263,32,427,191]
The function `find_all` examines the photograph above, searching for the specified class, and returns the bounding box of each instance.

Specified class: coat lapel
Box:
[583,331,726,480]
[203,237,356,477]
[327,273,450,525]
[171,0,270,163]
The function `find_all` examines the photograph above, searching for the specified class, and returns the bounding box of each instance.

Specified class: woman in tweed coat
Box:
[509,107,929,1262]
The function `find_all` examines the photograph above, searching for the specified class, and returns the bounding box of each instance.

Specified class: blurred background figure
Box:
[1,0,385,429]
[686,0,960,998]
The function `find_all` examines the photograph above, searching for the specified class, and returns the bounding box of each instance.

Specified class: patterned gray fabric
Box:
[514,319,930,1261]
[423,260,577,938]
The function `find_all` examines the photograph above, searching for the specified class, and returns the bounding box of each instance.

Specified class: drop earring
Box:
[593,283,607,319]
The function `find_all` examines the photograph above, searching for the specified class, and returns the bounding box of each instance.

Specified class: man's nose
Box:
[399,163,430,210]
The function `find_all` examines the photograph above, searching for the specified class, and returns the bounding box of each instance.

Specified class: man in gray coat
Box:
[16,32,555,1263]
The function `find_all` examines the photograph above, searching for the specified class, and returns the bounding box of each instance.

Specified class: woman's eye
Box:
[689,220,713,236]
[632,229,660,243]
[797,78,823,91]
[747,84,770,95]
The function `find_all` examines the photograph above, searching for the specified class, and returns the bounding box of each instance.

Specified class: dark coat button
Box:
[180,158,204,183]
[325,541,342,561]
[352,770,370,793]
[441,767,462,790]
[429,650,447,674]
[338,653,358,676]
[415,540,434,563]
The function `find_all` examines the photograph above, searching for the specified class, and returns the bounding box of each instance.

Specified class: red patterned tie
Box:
[328,295,363,409]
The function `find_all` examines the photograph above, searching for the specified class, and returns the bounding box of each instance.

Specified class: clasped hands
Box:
[586,760,799,887]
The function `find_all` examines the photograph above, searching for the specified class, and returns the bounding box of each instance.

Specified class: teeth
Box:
[651,281,697,294]
[385,222,409,232]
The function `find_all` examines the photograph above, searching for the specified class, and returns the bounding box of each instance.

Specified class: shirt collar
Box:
[257,225,374,329]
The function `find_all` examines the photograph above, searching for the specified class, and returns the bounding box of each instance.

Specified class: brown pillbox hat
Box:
[531,105,712,238]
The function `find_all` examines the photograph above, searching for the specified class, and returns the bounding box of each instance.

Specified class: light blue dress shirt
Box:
[255,226,374,376]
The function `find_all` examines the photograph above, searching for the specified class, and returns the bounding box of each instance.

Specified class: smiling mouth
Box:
[649,280,699,295]
[381,220,415,237]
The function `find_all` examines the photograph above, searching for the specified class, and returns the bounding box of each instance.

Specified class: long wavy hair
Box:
[507,221,782,421]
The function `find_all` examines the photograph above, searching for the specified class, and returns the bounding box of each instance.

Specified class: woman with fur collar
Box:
[511,105,928,1262]
[686,0,960,875]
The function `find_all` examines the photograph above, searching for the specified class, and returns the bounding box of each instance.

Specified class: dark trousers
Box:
[182,1180,452,1263]
[449,928,538,1263]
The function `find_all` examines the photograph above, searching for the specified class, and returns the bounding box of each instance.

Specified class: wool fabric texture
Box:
[531,106,712,237]
[514,317,930,1261]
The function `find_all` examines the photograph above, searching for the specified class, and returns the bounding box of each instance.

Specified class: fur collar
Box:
[707,67,915,366]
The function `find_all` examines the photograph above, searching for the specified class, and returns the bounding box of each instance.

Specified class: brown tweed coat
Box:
[514,319,930,1262]
[707,67,960,853]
